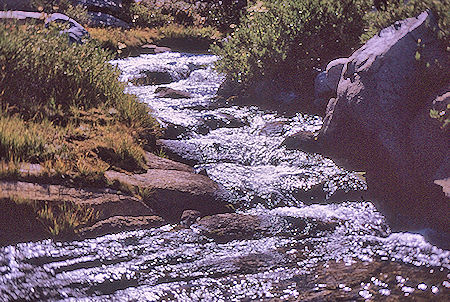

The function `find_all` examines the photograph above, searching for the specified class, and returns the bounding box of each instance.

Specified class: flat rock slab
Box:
[0,181,154,220]
[79,215,165,238]
[105,169,231,221]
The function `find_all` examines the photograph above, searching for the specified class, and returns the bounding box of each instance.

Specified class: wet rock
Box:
[259,121,286,136]
[0,181,155,221]
[199,113,247,133]
[180,209,201,227]
[161,123,190,139]
[130,70,174,86]
[79,215,165,238]
[194,213,268,243]
[217,77,305,114]
[140,44,171,54]
[155,87,192,99]
[144,151,193,172]
[282,130,319,153]
[192,213,330,243]
[105,169,232,221]
[87,11,130,28]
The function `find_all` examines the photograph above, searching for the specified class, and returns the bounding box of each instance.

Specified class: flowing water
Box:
[0,53,448,301]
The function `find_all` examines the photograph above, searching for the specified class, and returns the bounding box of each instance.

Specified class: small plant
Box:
[0,113,48,162]
[37,201,98,237]
[430,104,450,130]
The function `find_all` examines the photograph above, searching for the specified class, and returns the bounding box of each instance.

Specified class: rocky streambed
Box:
[0,52,448,301]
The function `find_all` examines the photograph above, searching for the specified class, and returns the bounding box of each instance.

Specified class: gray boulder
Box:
[290,11,450,233]
[45,13,90,44]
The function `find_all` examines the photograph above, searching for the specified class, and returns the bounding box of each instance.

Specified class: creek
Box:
[0,52,448,301]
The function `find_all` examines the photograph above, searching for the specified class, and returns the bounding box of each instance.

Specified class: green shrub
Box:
[201,0,248,31]
[129,2,174,28]
[212,0,371,93]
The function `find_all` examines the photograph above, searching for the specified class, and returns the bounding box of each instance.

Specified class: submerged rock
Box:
[130,70,174,86]
[155,87,192,99]
[194,213,269,243]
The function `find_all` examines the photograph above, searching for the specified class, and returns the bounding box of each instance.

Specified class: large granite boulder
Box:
[105,169,232,221]
[287,11,450,233]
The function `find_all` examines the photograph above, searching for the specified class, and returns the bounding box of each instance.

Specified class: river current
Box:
[0,52,448,301]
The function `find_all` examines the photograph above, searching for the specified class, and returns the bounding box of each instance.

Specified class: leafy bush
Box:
[213,0,370,93]
[201,0,248,31]
[129,2,175,28]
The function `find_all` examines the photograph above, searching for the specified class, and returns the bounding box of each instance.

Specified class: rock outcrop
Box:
[105,168,231,221]
[287,11,450,233]
[0,150,232,243]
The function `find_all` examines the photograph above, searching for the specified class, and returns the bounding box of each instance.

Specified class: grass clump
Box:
[0,113,47,163]
[37,201,98,237]
[0,22,160,182]
[6,196,98,239]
